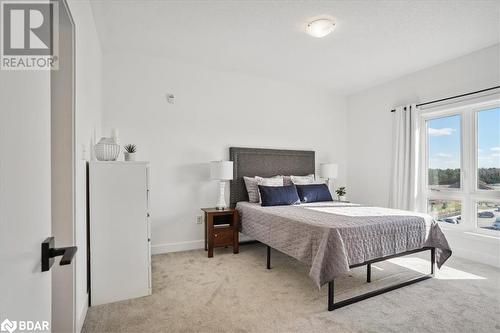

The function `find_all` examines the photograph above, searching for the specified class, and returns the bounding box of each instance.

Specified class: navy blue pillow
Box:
[258,185,301,207]
[296,184,333,203]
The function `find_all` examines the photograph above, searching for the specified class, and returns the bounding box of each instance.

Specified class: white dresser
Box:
[89,161,151,305]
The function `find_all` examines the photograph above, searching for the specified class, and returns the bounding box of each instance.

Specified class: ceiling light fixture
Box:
[305,19,335,38]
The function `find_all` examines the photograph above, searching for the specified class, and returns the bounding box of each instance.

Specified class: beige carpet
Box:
[83,243,500,333]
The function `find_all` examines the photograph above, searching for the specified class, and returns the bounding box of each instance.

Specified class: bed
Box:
[229,147,452,311]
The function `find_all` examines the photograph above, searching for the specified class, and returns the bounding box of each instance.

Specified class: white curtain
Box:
[389,104,421,211]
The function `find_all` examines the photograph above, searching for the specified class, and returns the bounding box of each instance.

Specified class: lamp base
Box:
[326,178,333,192]
[216,181,227,210]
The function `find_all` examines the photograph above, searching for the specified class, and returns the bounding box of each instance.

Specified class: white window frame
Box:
[419,97,500,236]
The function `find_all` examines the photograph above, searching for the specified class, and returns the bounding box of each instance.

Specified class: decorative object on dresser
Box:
[123,144,137,161]
[210,160,233,210]
[89,161,151,305]
[94,137,120,161]
[91,128,98,161]
[201,208,239,258]
[319,163,338,191]
[111,128,120,145]
[335,186,347,201]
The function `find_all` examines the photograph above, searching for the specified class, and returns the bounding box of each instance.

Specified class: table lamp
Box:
[210,161,233,210]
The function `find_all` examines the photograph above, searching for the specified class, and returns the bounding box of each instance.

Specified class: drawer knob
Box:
[214,234,218,237]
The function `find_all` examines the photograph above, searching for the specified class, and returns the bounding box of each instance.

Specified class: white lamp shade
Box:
[210,161,233,180]
[320,163,338,179]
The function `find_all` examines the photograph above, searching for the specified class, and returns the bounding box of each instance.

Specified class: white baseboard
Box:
[76,295,88,333]
[151,240,205,254]
[151,234,255,255]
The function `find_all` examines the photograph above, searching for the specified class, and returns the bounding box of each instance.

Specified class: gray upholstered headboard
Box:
[229,147,315,207]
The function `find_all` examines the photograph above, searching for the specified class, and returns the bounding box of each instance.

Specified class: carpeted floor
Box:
[82,243,500,333]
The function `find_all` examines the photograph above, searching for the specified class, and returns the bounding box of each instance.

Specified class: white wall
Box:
[346,44,500,267]
[101,54,348,253]
[67,0,102,331]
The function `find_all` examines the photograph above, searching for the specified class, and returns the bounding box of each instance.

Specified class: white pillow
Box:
[256,176,284,187]
[243,176,283,203]
[255,176,284,203]
[290,174,315,185]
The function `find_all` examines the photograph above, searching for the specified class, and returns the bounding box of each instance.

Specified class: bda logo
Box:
[0,319,17,333]
[0,0,59,70]
[0,318,49,332]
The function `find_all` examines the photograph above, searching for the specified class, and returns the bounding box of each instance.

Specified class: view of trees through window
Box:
[428,168,500,189]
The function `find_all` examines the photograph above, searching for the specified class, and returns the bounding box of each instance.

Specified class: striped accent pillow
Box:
[243,177,260,203]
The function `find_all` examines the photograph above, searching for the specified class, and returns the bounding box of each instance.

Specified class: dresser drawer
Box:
[213,227,233,246]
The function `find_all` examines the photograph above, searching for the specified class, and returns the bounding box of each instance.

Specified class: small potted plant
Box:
[123,144,137,161]
[335,186,347,201]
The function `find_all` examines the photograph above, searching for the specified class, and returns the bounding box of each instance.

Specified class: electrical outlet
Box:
[196,216,203,224]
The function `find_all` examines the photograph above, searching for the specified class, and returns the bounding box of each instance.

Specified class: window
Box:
[476,201,500,231]
[428,199,462,224]
[421,100,500,235]
[427,115,461,189]
[477,108,500,191]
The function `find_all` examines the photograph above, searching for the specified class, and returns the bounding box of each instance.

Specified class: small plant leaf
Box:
[124,144,137,153]
[335,186,346,196]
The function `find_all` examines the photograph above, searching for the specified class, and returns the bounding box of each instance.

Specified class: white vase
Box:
[94,137,120,161]
[124,152,136,161]
[338,195,346,202]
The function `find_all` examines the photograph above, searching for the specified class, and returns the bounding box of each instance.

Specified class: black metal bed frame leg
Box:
[431,247,436,275]
[328,281,334,311]
[327,247,436,311]
[267,246,271,269]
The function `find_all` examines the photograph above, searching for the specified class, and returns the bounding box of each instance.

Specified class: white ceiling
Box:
[90,0,500,95]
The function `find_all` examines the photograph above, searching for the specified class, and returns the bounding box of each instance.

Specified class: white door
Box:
[0,70,53,328]
[51,1,76,332]
[0,1,76,331]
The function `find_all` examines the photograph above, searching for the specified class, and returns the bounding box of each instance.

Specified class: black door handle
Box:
[41,237,78,272]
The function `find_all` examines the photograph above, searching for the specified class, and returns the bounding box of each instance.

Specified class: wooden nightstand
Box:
[201,208,239,258]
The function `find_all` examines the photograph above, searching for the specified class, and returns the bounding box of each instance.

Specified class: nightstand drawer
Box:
[213,227,233,246]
